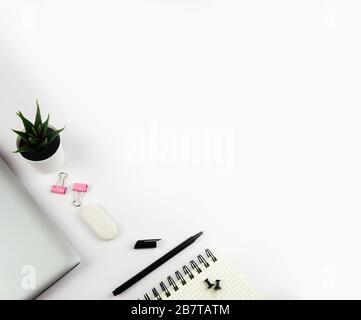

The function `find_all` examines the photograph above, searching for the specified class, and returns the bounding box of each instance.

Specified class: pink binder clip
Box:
[72,183,88,207]
[51,172,68,195]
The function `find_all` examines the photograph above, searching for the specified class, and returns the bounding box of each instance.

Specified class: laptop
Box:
[0,157,80,299]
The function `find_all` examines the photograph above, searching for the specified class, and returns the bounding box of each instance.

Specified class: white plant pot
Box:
[16,128,65,174]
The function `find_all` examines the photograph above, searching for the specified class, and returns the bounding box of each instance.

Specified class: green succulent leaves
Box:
[13,100,65,153]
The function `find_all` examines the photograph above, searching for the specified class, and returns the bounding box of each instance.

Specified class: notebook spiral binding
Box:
[142,249,217,300]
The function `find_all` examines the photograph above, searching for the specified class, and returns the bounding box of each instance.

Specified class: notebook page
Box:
[156,254,258,300]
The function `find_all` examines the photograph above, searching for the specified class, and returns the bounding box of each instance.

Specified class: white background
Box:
[0,0,360,299]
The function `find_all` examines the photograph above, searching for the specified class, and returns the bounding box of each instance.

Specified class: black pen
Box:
[112,231,204,296]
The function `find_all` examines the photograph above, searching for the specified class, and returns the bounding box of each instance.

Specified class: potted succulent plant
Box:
[13,101,65,174]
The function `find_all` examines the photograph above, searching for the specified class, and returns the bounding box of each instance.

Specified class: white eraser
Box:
[80,204,118,240]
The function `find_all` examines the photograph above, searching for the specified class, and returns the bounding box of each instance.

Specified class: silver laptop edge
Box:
[0,157,80,299]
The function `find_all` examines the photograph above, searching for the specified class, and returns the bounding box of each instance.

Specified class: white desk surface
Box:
[0,1,361,300]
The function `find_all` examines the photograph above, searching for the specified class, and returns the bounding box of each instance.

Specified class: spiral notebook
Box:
[141,249,258,300]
